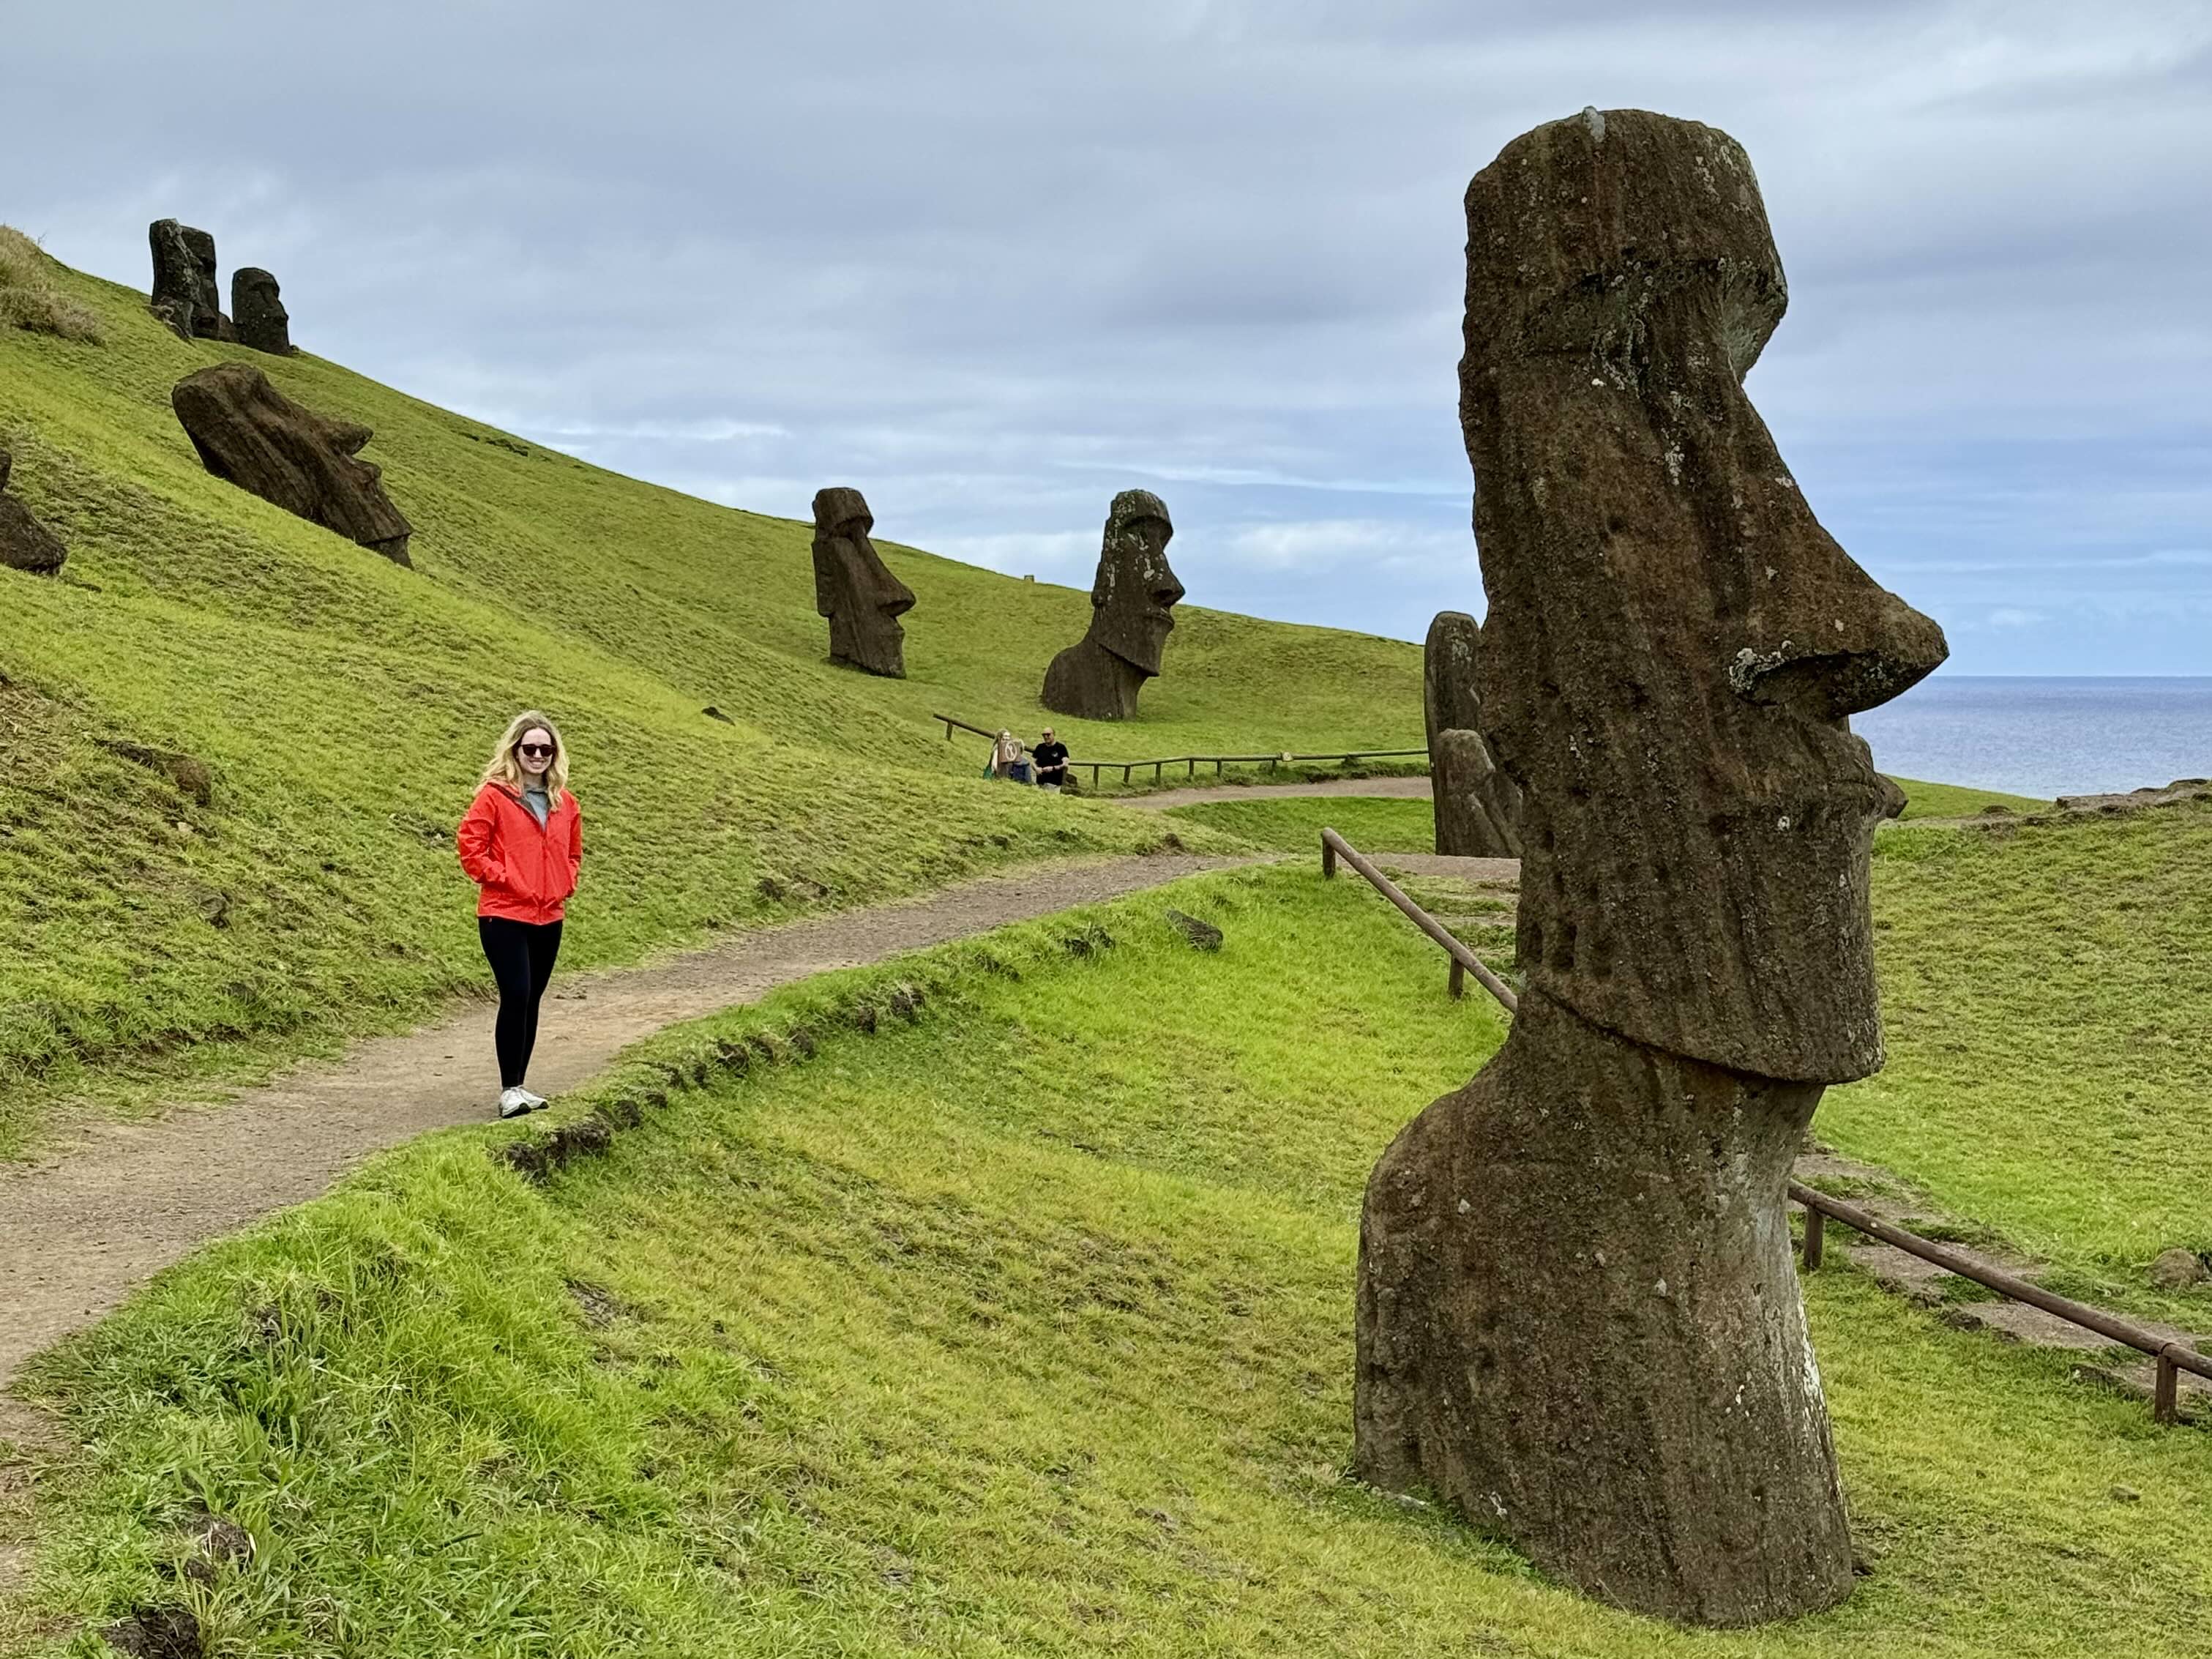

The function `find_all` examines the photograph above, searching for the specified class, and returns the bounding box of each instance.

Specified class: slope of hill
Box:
[8,862,2206,1656]
[0,237,1421,1149]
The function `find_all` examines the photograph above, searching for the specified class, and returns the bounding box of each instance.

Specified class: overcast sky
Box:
[7,1,2208,673]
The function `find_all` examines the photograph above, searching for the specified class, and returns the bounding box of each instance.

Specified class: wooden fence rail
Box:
[933,712,1423,789]
[1315,825,2206,1428]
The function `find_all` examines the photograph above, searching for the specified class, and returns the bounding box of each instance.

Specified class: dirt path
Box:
[1121,775,1432,810]
[0,851,1257,1393]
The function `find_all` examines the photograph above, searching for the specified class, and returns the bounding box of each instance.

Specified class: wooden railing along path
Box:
[1317,824,2210,1426]
[934,712,1423,790]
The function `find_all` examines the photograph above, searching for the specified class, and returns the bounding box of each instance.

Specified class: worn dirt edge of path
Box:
[0,851,1262,1393]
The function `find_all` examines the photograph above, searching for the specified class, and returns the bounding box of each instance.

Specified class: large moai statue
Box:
[0,450,67,576]
[231,268,294,356]
[172,363,414,566]
[1424,611,1520,857]
[1354,109,1947,1626]
[148,220,233,342]
[1042,489,1184,720]
[811,488,916,676]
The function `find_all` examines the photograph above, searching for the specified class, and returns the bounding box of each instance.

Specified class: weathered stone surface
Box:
[101,1603,203,1658]
[148,220,232,342]
[1355,108,1948,1627]
[811,487,914,676]
[1424,611,1520,857]
[1164,908,1222,950]
[0,449,67,576]
[171,362,413,565]
[231,267,292,355]
[2150,1248,2207,1291]
[1042,490,1184,720]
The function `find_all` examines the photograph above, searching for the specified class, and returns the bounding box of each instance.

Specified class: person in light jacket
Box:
[456,710,583,1119]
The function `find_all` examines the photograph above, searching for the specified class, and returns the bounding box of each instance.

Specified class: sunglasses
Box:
[517,742,556,759]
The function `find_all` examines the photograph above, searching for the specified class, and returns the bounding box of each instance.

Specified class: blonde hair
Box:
[482,709,571,804]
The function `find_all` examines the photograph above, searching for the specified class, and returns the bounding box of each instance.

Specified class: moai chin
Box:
[232,268,293,356]
[172,362,414,565]
[1354,108,1947,1627]
[811,488,916,677]
[1041,489,1184,720]
[1424,611,1520,857]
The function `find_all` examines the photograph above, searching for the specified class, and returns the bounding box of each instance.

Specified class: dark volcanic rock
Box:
[101,739,214,805]
[812,487,914,676]
[1354,108,1947,1628]
[101,1603,203,1658]
[231,266,292,355]
[0,448,67,575]
[172,362,414,565]
[1164,908,1222,950]
[147,220,232,341]
[1042,490,1184,720]
[1423,611,1520,857]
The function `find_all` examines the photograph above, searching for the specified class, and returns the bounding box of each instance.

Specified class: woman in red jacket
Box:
[456,710,583,1118]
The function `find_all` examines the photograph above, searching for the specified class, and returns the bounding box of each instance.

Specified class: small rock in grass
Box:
[1164,908,1222,951]
[2149,1248,2207,1290]
[702,705,735,724]
[851,1002,880,1035]
[102,1603,203,1658]
[2110,1484,2142,1503]
[180,1515,253,1584]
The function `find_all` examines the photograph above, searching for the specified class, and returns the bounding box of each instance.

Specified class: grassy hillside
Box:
[10,865,2207,1656]
[1830,799,2212,1317]
[0,238,1421,1149]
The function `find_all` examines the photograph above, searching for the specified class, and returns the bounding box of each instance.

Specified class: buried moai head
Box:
[811,487,916,677]
[0,449,68,576]
[1086,489,1183,676]
[231,268,292,355]
[172,362,414,565]
[1462,107,1946,1081]
[1423,611,1520,858]
[148,220,232,341]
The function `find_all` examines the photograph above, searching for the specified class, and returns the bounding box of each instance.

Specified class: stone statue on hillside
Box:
[172,362,414,566]
[1424,611,1520,857]
[232,268,293,356]
[1042,489,1184,720]
[1354,108,1948,1628]
[148,220,233,342]
[0,450,67,576]
[811,487,915,676]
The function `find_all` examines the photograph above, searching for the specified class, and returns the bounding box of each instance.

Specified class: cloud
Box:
[3,0,2207,673]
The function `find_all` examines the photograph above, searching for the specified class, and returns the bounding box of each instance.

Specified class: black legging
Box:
[479,917,564,1088]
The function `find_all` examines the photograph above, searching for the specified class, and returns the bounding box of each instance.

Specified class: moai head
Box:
[1086,488,1183,676]
[171,362,413,564]
[1461,108,1947,1082]
[1423,610,1484,749]
[811,487,916,676]
[232,267,292,355]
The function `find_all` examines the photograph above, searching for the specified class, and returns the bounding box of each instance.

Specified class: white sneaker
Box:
[517,1087,550,1111]
[498,1086,532,1119]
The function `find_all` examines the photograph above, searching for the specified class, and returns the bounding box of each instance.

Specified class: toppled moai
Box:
[172,362,413,565]
[811,487,915,676]
[148,220,233,342]
[1353,108,1947,1627]
[0,449,67,575]
[1042,489,1184,720]
[1424,611,1520,857]
[231,267,292,355]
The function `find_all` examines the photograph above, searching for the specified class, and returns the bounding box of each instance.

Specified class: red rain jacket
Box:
[456,781,583,925]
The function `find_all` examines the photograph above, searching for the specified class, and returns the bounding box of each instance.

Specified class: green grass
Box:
[1890,777,2048,821]
[1824,800,2212,1320]
[9,865,2208,1657]
[1162,794,1435,853]
[0,239,1424,1152]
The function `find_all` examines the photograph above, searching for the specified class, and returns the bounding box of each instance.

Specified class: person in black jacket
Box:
[1032,728,1070,792]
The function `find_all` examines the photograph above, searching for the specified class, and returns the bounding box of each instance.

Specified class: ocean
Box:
[1853,676,2212,801]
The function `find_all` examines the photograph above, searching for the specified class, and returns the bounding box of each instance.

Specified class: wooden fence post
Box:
[1448,960,1465,1000]
[1802,1206,1826,1270]
[2156,1352,2181,1425]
